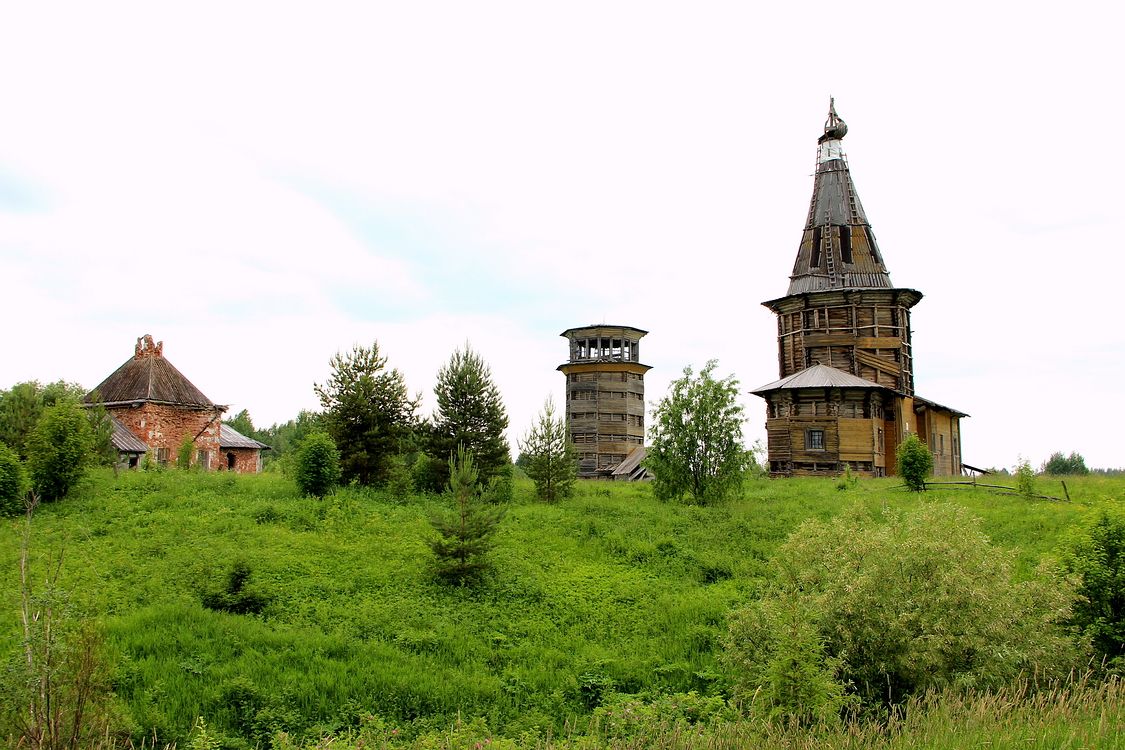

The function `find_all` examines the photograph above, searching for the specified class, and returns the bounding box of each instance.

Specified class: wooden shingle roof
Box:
[85,334,217,409]
[751,364,892,395]
[784,100,897,296]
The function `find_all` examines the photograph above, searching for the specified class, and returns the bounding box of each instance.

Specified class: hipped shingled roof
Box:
[751,364,892,394]
[85,334,218,409]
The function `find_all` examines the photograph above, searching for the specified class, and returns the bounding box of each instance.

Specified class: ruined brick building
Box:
[751,102,967,477]
[85,334,268,472]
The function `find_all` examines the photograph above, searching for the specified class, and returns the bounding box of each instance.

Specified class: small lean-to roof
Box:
[913,395,970,418]
[751,364,892,395]
[219,424,271,450]
[611,445,648,478]
[85,334,217,408]
[109,415,148,454]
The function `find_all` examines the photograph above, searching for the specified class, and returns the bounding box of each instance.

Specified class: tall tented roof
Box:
[85,334,217,408]
[751,364,892,395]
[786,100,895,295]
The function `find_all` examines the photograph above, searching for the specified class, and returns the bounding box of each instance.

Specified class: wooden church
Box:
[752,102,966,477]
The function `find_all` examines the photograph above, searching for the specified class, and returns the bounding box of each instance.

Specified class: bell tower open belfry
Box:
[751,101,967,477]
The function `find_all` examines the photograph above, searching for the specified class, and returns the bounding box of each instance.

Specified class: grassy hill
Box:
[1,468,1122,748]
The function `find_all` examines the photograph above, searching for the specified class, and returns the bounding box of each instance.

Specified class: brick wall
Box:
[219,447,263,474]
[110,403,223,468]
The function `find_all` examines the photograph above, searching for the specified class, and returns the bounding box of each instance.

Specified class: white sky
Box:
[2,1,1122,471]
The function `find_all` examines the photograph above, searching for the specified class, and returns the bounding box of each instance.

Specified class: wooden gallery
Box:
[750,102,967,478]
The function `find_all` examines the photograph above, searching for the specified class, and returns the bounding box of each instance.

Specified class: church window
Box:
[840,225,852,263]
[806,429,825,451]
[811,226,822,267]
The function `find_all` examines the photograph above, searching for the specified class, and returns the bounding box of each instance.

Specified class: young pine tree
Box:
[428,447,504,585]
[519,396,576,503]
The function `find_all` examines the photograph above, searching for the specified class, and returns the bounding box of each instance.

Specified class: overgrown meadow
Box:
[1,469,1123,748]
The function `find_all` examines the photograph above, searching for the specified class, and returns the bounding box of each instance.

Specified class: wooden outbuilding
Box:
[752,103,967,477]
[558,325,651,478]
[85,334,269,473]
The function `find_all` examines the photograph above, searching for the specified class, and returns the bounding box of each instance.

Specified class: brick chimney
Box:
[134,334,164,359]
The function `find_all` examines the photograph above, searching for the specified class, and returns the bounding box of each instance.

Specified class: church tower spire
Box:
[787,98,893,295]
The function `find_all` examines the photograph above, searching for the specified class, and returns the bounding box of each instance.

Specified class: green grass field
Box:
[2,468,1123,748]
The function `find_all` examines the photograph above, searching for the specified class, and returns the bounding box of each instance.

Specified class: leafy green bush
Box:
[726,504,1086,713]
[1059,509,1125,669]
[1016,456,1037,498]
[177,434,195,470]
[895,433,932,491]
[0,441,26,516]
[294,431,341,498]
[26,400,92,501]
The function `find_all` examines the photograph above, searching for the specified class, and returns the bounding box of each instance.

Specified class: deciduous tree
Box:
[26,400,92,501]
[645,360,747,504]
[1043,451,1090,476]
[519,396,575,503]
[314,342,418,486]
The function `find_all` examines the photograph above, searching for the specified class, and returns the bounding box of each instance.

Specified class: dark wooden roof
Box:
[85,334,217,408]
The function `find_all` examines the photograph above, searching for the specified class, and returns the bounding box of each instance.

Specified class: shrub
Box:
[727,504,1085,712]
[177,434,195,470]
[895,433,932,491]
[26,400,92,501]
[294,432,341,498]
[0,442,26,516]
[1059,509,1125,668]
[201,559,270,615]
[1015,456,1037,498]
